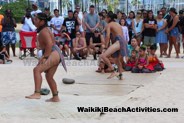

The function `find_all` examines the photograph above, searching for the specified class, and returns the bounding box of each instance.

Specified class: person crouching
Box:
[132,45,154,73]
[124,50,137,71]
[72,31,88,60]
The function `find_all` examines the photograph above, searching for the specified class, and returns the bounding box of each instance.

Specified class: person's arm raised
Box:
[64,33,71,41]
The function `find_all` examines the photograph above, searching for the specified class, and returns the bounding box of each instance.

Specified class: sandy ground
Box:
[0,25,184,122]
[0,49,184,123]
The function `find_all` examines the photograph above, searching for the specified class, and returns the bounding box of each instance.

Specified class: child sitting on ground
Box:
[128,38,140,57]
[124,50,137,71]
[132,45,154,73]
[0,46,12,64]
[56,30,71,58]
[148,45,164,71]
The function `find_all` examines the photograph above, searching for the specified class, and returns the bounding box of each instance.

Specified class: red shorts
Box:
[54,34,61,37]
[64,41,69,46]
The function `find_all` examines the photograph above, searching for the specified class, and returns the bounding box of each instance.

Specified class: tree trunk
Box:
[82,0,84,11]
[98,0,100,12]
[60,0,62,14]
[95,0,97,9]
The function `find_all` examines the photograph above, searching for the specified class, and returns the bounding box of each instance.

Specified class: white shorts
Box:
[79,25,84,32]
[37,50,43,59]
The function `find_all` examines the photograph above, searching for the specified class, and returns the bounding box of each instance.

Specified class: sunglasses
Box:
[137,13,141,14]
[136,23,139,27]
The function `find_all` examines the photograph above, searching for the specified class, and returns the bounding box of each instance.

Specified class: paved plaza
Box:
[0,50,184,122]
[0,23,183,123]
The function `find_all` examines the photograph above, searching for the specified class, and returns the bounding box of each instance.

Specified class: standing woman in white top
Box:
[75,5,85,37]
[21,11,36,32]
[21,11,36,56]
[31,2,42,18]
[74,11,82,29]
[132,11,144,46]
[119,18,129,43]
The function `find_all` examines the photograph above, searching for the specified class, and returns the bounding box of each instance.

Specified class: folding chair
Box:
[19,31,37,60]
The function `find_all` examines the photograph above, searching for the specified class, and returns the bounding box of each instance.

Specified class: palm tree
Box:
[74,0,80,5]
[131,0,141,10]
[62,0,72,10]
[105,0,119,12]
[90,0,119,12]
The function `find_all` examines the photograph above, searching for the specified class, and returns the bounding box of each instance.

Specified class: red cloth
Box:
[126,60,136,68]
[148,56,164,70]
[54,34,61,37]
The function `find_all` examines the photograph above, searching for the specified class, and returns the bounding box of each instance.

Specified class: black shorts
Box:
[0,54,5,60]
[85,33,94,46]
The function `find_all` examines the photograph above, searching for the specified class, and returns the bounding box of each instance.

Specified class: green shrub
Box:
[0,0,28,23]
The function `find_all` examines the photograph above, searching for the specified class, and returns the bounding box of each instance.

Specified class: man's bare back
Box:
[108,22,123,38]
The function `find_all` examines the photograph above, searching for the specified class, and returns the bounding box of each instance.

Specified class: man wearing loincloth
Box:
[100,12,128,80]
[26,13,67,102]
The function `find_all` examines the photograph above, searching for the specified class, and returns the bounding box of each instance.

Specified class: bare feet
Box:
[163,52,167,56]
[101,70,105,74]
[166,55,170,58]
[96,68,102,73]
[45,96,60,102]
[25,93,41,99]
[107,72,119,79]
[176,55,180,58]
[117,73,123,80]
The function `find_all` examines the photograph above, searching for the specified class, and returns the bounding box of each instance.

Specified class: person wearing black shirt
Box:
[178,10,184,54]
[143,10,157,46]
[2,9,17,57]
[0,45,12,64]
[62,10,79,41]
[62,10,79,59]
[161,7,171,23]
[165,8,180,58]
[89,29,105,60]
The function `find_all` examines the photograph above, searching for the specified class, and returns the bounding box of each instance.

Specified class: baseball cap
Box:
[169,7,177,14]
[76,5,80,9]
[32,2,38,7]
